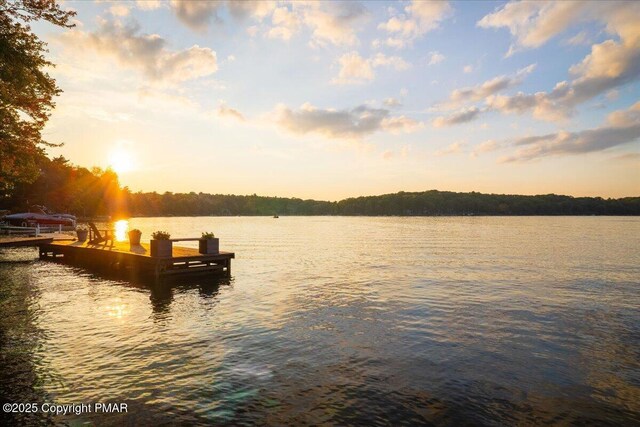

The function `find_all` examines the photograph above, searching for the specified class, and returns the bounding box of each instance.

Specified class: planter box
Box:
[128,231,142,245]
[77,229,88,242]
[199,238,219,254]
[150,239,172,257]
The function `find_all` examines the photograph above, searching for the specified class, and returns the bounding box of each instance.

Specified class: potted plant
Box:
[76,226,88,242]
[199,232,219,254]
[128,228,142,245]
[150,231,172,257]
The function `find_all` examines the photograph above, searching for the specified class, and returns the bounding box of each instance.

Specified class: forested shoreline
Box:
[1,156,638,217]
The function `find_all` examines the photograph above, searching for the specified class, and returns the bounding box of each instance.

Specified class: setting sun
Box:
[108,147,135,174]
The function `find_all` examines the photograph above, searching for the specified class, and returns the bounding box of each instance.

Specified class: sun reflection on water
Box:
[114,219,129,242]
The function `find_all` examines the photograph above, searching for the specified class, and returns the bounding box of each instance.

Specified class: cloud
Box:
[564,30,590,46]
[378,0,453,48]
[427,51,445,65]
[332,52,409,85]
[383,97,402,107]
[471,140,500,157]
[170,0,223,32]
[486,35,640,121]
[443,64,535,108]
[136,0,162,11]
[274,103,420,139]
[463,64,474,73]
[432,107,482,127]
[435,142,465,156]
[217,103,245,121]
[110,4,130,17]
[61,18,218,84]
[477,1,639,55]
[441,2,640,125]
[478,1,586,55]
[381,116,422,133]
[227,1,276,21]
[168,1,276,32]
[500,102,640,162]
[301,1,369,47]
[263,2,368,45]
[267,6,300,40]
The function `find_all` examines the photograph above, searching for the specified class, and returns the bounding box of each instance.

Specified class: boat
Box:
[2,205,76,227]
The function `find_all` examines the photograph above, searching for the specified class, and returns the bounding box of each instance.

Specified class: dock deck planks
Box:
[38,240,234,277]
[0,235,74,248]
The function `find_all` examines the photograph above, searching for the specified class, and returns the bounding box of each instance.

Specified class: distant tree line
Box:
[1,156,638,217]
[0,156,126,218]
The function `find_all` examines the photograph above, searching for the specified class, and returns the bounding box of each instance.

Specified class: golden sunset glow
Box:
[108,147,136,174]
[114,219,129,242]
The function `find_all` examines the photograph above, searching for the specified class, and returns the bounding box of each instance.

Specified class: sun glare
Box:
[114,219,129,242]
[108,147,135,174]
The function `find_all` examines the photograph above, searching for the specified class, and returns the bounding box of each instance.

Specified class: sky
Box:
[33,0,640,200]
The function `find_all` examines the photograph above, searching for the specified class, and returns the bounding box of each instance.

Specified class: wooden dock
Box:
[0,235,74,248]
[38,240,234,278]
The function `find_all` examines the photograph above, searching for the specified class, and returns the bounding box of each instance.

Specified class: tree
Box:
[0,0,75,193]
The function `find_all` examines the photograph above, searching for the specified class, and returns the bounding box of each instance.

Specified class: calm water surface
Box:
[1,217,639,425]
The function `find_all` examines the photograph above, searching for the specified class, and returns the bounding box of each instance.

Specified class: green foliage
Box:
[201,232,215,239]
[0,0,75,192]
[0,155,126,216]
[126,190,640,216]
[151,231,170,240]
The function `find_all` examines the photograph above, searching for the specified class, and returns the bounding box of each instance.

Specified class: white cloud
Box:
[300,1,369,47]
[267,6,300,40]
[454,64,535,104]
[463,64,474,73]
[170,0,223,32]
[274,103,420,139]
[477,1,639,55]
[427,51,445,65]
[378,0,453,48]
[500,102,640,162]
[227,1,276,21]
[110,4,130,17]
[381,116,422,133]
[136,0,162,11]
[435,142,465,156]
[564,30,590,46]
[432,107,482,128]
[168,1,276,32]
[383,97,402,108]
[471,140,500,157]
[332,52,409,85]
[441,2,640,125]
[217,103,245,121]
[61,18,218,84]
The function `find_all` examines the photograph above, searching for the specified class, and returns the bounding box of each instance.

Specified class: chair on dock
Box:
[88,222,114,246]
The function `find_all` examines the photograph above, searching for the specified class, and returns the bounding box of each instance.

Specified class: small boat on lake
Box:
[3,205,76,227]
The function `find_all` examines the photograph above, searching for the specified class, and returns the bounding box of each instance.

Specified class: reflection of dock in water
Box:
[37,240,234,278]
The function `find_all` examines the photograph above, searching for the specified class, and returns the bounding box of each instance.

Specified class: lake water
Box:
[1,217,639,425]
